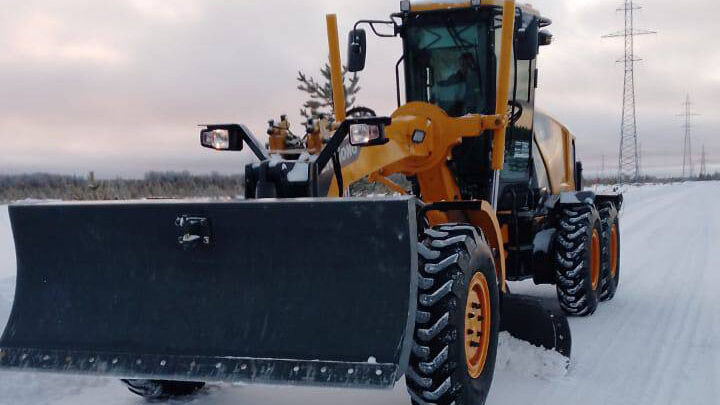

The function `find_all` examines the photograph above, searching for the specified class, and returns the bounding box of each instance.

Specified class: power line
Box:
[699,144,707,178]
[603,1,656,183]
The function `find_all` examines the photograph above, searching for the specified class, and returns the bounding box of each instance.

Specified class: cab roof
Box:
[407,0,541,17]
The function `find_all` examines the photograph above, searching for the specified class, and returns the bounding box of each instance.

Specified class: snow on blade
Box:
[495,332,569,379]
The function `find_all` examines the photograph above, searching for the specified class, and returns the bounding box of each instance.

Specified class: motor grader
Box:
[0,1,622,404]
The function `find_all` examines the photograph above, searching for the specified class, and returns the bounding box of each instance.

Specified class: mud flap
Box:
[0,197,419,388]
[500,294,572,359]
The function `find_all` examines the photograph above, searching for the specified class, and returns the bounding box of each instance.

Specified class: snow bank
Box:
[495,332,569,379]
[0,372,114,405]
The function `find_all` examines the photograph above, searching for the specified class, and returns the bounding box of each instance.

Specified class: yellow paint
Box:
[491,0,515,170]
[610,224,619,278]
[501,224,509,244]
[328,102,504,197]
[465,272,491,378]
[409,0,538,14]
[268,116,290,153]
[410,1,473,12]
[534,114,579,194]
[466,203,506,292]
[326,14,346,123]
[562,128,574,189]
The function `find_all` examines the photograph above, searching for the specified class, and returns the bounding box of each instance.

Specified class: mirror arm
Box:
[353,20,400,38]
[315,121,351,173]
[239,125,271,161]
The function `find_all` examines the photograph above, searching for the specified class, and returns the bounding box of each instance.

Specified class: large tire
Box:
[406,224,500,405]
[554,204,603,316]
[121,379,205,400]
[599,202,621,301]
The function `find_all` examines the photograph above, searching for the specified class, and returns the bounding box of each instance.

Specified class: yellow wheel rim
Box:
[591,229,601,290]
[465,272,491,379]
[610,224,619,278]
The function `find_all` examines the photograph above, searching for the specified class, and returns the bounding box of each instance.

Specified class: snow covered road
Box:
[0,182,718,405]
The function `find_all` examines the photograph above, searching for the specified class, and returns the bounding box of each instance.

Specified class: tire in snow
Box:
[598,202,621,301]
[406,224,500,405]
[121,379,205,400]
[554,204,603,316]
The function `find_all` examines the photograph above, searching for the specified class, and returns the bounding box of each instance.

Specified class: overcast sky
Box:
[0,0,718,178]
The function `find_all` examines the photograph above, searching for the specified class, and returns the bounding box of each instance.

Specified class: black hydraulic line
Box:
[510,188,521,251]
[332,152,344,197]
[395,55,405,107]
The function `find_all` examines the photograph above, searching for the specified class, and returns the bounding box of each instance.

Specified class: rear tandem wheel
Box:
[554,204,603,316]
[598,201,621,301]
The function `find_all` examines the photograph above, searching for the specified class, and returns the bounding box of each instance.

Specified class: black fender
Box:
[531,228,557,285]
[558,190,597,206]
[595,193,624,211]
[546,190,623,212]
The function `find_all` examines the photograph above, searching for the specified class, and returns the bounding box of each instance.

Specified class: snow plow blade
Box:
[500,294,571,359]
[0,197,419,388]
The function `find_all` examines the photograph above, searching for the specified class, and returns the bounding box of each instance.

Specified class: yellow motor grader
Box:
[0,1,622,404]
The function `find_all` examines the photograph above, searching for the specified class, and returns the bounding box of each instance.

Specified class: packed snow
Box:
[0,181,718,404]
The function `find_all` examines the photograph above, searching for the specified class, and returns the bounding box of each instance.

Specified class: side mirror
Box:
[575,161,584,191]
[347,117,391,147]
[516,18,539,61]
[539,29,553,46]
[200,125,244,151]
[347,29,367,73]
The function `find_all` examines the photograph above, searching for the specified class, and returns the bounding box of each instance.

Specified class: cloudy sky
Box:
[0,0,718,178]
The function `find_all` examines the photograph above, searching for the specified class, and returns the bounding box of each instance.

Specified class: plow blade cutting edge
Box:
[0,197,419,388]
[500,293,572,360]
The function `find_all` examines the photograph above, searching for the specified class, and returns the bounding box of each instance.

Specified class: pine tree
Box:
[297,64,361,119]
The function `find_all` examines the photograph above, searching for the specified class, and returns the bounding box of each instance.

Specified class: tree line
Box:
[0,172,245,203]
[586,172,720,186]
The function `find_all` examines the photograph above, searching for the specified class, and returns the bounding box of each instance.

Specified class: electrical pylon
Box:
[603,0,656,182]
[679,95,700,179]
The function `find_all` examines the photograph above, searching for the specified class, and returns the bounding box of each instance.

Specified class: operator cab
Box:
[403,9,494,118]
[398,2,552,206]
[347,0,552,204]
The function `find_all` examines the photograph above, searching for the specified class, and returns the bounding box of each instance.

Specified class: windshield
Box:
[404,13,491,117]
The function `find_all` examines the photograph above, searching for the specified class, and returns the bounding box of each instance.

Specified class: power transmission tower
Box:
[699,144,707,179]
[603,1,656,183]
[678,95,700,179]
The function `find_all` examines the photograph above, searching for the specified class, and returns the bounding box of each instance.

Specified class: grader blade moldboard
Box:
[0,197,419,388]
[500,294,572,360]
